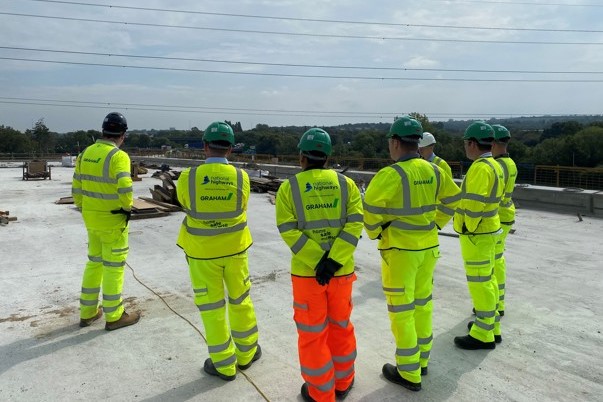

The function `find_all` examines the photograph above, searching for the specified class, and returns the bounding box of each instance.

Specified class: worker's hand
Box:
[316,258,342,286]
[111,208,132,225]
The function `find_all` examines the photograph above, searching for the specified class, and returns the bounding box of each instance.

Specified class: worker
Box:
[418,132,453,178]
[176,121,260,381]
[73,112,141,331]
[363,116,460,392]
[276,128,363,402]
[454,121,505,350]
[490,124,517,316]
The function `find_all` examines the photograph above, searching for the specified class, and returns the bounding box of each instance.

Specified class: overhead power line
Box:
[2,46,601,75]
[23,0,603,32]
[424,0,602,7]
[3,56,603,82]
[2,13,602,46]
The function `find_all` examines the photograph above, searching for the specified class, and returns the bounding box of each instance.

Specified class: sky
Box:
[1,0,602,133]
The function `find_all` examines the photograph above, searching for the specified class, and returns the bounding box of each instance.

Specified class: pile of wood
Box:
[130,198,179,220]
[249,176,285,193]
[0,210,17,225]
[149,172,181,207]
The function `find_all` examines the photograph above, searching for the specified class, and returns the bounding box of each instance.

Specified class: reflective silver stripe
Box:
[437,204,456,216]
[294,302,308,310]
[388,302,415,313]
[235,341,258,352]
[80,299,98,306]
[440,193,462,203]
[229,289,250,305]
[396,346,419,357]
[364,222,381,231]
[116,171,130,179]
[208,337,232,353]
[278,222,298,233]
[213,354,237,368]
[193,287,208,294]
[505,192,513,198]
[495,315,501,322]
[197,299,226,312]
[458,208,498,219]
[104,148,120,180]
[420,351,430,359]
[497,158,509,185]
[415,295,432,306]
[391,165,411,212]
[332,349,357,363]
[103,260,126,267]
[184,220,248,236]
[296,319,328,333]
[291,235,309,254]
[185,166,244,219]
[495,253,504,260]
[475,310,496,318]
[431,162,441,200]
[232,325,258,339]
[301,361,333,377]
[500,295,505,300]
[88,255,103,262]
[418,335,433,345]
[79,190,119,200]
[337,230,358,247]
[501,200,514,208]
[117,186,132,194]
[347,213,363,223]
[112,247,129,253]
[103,293,121,301]
[466,275,492,283]
[319,242,330,251]
[328,317,349,328]
[301,218,347,230]
[308,378,335,393]
[335,365,354,379]
[466,260,490,266]
[363,203,436,217]
[382,286,405,293]
[479,159,501,203]
[398,363,421,371]
[390,220,435,231]
[81,287,100,294]
[288,176,307,229]
[337,173,348,220]
[72,188,82,194]
[462,193,500,204]
[76,174,118,184]
[103,301,123,313]
[499,284,505,290]
[473,320,495,331]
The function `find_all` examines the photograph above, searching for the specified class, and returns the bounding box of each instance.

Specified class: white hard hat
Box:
[419,132,436,148]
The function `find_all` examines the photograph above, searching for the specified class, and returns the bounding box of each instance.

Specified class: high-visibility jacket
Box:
[495,154,517,225]
[429,154,453,178]
[453,155,505,234]
[276,168,363,277]
[363,155,461,251]
[72,139,133,230]
[177,162,252,259]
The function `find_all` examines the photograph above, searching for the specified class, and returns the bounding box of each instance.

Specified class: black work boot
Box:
[467,321,502,343]
[203,358,236,381]
[335,378,354,399]
[238,344,262,370]
[382,363,421,391]
[454,335,496,350]
[421,367,428,376]
[301,383,317,402]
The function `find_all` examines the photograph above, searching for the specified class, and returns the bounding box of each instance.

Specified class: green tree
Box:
[0,126,32,153]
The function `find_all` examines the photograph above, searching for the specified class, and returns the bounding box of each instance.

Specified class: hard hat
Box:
[298,128,332,159]
[387,116,423,142]
[102,112,128,136]
[419,132,436,148]
[463,121,495,144]
[203,121,235,147]
[491,124,511,141]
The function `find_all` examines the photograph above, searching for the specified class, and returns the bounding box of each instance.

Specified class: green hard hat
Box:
[387,116,423,142]
[491,124,511,141]
[463,121,495,144]
[298,128,332,158]
[203,121,235,146]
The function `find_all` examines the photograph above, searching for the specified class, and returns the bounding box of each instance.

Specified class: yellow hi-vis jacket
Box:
[430,154,453,178]
[276,168,364,277]
[495,154,517,225]
[453,155,505,234]
[72,139,133,230]
[363,155,461,251]
[177,161,252,260]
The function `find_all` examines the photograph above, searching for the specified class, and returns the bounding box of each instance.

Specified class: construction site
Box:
[1,158,602,402]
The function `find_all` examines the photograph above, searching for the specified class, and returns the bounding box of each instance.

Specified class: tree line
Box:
[1,115,602,167]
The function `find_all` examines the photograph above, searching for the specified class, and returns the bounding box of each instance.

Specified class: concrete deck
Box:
[1,164,602,401]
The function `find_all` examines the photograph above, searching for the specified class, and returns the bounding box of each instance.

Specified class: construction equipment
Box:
[22,160,51,180]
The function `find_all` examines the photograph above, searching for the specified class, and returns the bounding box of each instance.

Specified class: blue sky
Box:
[1,0,602,132]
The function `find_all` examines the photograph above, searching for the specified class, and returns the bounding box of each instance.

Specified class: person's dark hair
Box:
[392,136,420,152]
[302,150,327,168]
[496,137,511,144]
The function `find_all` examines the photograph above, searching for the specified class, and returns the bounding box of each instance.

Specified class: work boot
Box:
[382,363,421,392]
[467,321,502,343]
[454,335,496,350]
[238,344,262,370]
[105,310,140,331]
[301,383,317,402]
[421,367,428,376]
[203,358,236,381]
[79,308,102,328]
[335,378,354,399]
[499,310,505,317]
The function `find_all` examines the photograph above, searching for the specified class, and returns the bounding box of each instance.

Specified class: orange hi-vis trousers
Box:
[292,274,357,402]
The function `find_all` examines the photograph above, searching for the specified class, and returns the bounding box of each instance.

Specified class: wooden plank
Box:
[55,196,74,204]
[138,197,181,212]
[132,199,160,212]
[130,211,169,220]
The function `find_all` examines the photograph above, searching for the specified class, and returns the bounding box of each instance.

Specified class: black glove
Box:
[316,258,343,286]
[376,221,391,240]
[111,208,132,225]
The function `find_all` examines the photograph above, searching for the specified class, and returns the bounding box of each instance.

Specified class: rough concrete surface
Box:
[1,165,602,402]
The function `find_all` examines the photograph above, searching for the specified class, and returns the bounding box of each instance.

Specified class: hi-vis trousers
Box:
[292,274,357,402]
[380,247,439,385]
[460,233,501,343]
[188,251,259,377]
[80,227,128,322]
[494,223,512,313]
